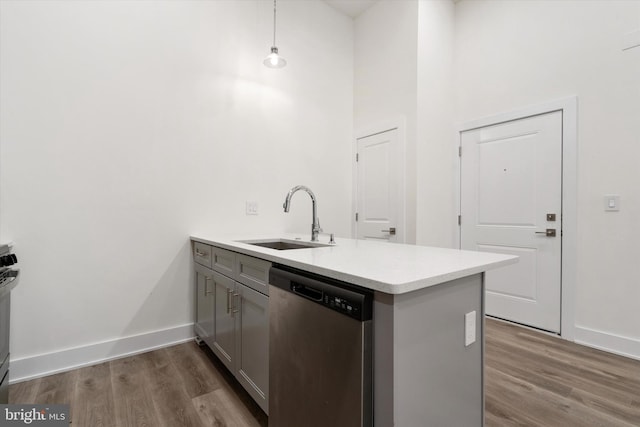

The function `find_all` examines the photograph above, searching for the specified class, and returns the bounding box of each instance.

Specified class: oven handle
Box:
[0,269,19,297]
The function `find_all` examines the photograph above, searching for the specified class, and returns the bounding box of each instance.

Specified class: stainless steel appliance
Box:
[269,265,373,427]
[0,243,19,404]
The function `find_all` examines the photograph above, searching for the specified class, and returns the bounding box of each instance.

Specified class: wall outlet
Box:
[246,201,259,215]
[465,311,476,347]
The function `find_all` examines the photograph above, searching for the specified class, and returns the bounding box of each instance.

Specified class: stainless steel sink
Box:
[239,239,330,250]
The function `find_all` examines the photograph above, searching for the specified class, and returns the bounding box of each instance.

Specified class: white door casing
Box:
[460,111,562,333]
[355,128,404,243]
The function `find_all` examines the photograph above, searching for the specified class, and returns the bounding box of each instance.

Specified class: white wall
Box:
[416,0,455,248]
[0,0,353,379]
[354,0,418,243]
[455,0,640,357]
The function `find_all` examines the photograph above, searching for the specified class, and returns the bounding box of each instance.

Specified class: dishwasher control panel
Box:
[270,264,372,321]
[327,294,361,318]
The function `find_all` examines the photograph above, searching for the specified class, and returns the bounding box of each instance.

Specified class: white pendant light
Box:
[263,0,286,68]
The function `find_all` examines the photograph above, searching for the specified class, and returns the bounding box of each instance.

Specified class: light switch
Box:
[246,201,259,215]
[604,195,620,212]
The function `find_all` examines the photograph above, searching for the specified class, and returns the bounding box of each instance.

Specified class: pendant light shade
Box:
[264,0,286,68]
[264,46,286,68]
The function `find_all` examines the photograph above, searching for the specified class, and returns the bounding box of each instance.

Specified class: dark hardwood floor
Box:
[9,318,640,426]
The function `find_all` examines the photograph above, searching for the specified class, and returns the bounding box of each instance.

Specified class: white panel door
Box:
[356,129,402,242]
[460,112,562,333]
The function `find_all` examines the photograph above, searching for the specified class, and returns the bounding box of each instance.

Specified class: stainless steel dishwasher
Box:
[269,265,373,427]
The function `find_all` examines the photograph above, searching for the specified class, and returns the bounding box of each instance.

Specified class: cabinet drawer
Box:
[193,242,212,268]
[236,254,271,296]
[212,246,236,278]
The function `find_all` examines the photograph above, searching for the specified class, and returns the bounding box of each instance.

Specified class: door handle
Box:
[381,227,396,235]
[535,228,556,237]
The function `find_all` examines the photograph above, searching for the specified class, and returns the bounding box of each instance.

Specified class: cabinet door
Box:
[235,283,269,414]
[194,264,214,347]
[212,271,236,372]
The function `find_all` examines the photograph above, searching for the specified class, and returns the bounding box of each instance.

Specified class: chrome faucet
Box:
[283,185,322,242]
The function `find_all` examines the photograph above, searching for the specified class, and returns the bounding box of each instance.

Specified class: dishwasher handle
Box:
[291,282,324,302]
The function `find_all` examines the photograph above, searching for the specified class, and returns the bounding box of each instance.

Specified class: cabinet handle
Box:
[195,249,208,257]
[204,276,212,295]
[232,292,240,315]
[226,289,233,314]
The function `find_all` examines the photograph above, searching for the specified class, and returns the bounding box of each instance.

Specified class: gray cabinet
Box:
[192,241,270,414]
[235,283,269,410]
[212,271,236,373]
[193,242,213,268]
[212,246,236,277]
[236,253,271,295]
[194,263,214,348]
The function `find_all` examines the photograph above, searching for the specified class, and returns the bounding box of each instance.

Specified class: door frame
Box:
[352,117,407,243]
[454,96,577,340]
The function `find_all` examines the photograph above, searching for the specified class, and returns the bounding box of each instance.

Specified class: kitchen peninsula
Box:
[190,234,517,426]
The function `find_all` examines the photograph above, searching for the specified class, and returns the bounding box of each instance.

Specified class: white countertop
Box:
[190,234,517,295]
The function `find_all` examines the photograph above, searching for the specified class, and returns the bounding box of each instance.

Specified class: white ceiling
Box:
[323,0,378,18]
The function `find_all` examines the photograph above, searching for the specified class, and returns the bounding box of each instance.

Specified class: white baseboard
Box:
[9,323,195,383]
[574,325,640,361]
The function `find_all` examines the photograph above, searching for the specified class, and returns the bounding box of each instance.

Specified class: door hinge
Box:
[356,153,359,162]
[458,146,462,157]
[355,212,359,222]
[458,215,461,225]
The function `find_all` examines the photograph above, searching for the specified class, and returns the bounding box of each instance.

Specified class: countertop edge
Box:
[190,235,518,295]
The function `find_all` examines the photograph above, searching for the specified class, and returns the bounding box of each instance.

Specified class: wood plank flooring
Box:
[485,317,640,427]
[9,341,267,427]
[9,319,640,426]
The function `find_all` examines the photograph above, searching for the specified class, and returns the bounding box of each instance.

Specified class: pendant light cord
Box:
[263,0,285,68]
[272,0,277,47]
